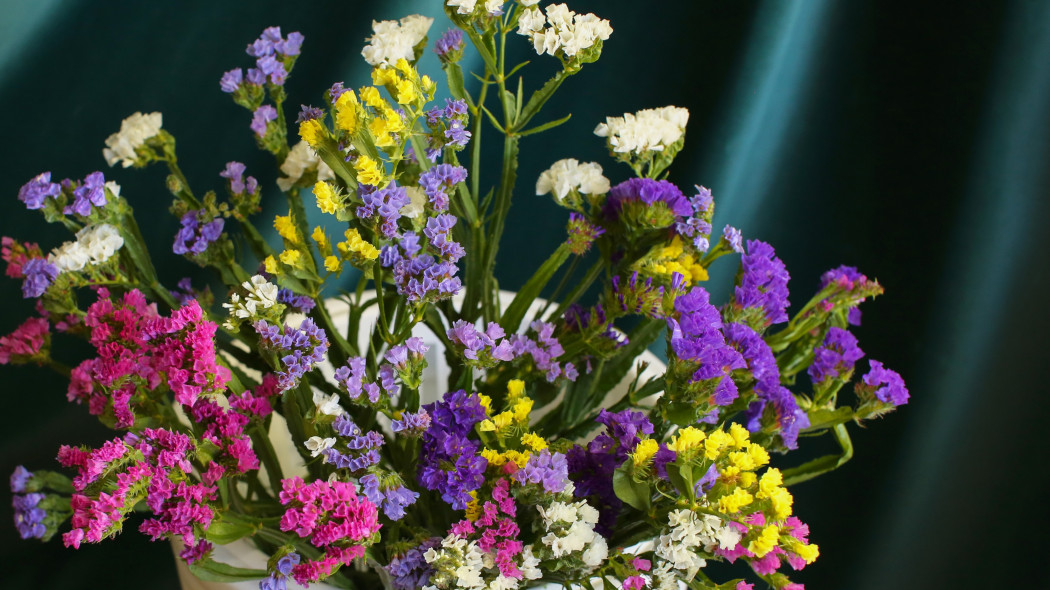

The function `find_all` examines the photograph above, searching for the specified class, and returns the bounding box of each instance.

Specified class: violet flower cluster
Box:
[254,317,330,392]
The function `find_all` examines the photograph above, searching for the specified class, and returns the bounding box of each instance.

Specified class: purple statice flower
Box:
[387,538,441,590]
[21,258,58,298]
[669,287,746,406]
[382,222,464,303]
[276,288,315,314]
[418,390,488,509]
[820,265,868,291]
[595,409,654,454]
[445,121,471,148]
[357,181,411,238]
[250,105,277,137]
[424,99,471,154]
[328,81,347,104]
[418,164,467,212]
[859,359,909,405]
[379,484,419,521]
[808,327,864,384]
[744,382,809,450]
[434,28,464,59]
[722,225,744,253]
[170,277,198,307]
[566,213,605,255]
[246,68,266,85]
[604,178,692,226]
[220,68,243,93]
[324,415,385,472]
[220,161,258,195]
[172,210,225,256]
[448,321,511,363]
[333,357,380,404]
[732,239,791,326]
[296,104,323,123]
[247,27,280,57]
[612,272,667,319]
[693,463,720,495]
[276,32,304,56]
[724,322,780,390]
[515,450,569,493]
[13,492,47,539]
[256,54,287,86]
[254,318,329,392]
[391,409,431,436]
[673,186,715,251]
[384,337,429,370]
[64,171,107,216]
[10,466,32,493]
[18,172,61,210]
[818,265,881,326]
[424,215,465,262]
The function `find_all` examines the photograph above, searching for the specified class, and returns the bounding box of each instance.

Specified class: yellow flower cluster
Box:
[477,380,549,470]
[328,228,379,273]
[264,213,309,274]
[477,379,532,435]
[640,236,708,284]
[299,118,326,148]
[631,438,660,468]
[354,154,385,186]
[314,181,343,215]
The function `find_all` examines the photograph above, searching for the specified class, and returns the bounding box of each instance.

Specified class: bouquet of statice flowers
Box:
[4,3,909,589]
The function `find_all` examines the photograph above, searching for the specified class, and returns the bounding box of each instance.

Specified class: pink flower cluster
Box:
[189,398,261,484]
[449,479,524,580]
[623,557,651,589]
[57,428,217,563]
[1,236,42,279]
[718,513,815,578]
[278,477,382,585]
[68,289,230,428]
[0,316,49,365]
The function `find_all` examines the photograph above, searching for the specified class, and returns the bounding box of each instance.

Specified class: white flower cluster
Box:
[446,0,508,15]
[535,158,610,202]
[516,3,612,58]
[536,500,608,568]
[222,274,279,329]
[361,15,434,67]
[277,141,336,192]
[422,534,541,590]
[304,436,336,458]
[49,224,124,273]
[594,106,690,155]
[651,509,741,590]
[312,390,345,416]
[103,112,163,168]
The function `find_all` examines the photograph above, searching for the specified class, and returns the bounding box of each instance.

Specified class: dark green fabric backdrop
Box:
[2,1,1047,588]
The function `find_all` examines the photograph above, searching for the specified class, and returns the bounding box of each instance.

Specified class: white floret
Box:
[361,15,434,66]
[103,112,163,167]
[278,141,335,191]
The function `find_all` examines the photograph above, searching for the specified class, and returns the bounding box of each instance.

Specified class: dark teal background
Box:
[2,1,1047,588]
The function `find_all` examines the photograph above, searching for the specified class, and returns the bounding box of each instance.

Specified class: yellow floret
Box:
[729,450,756,472]
[632,439,659,468]
[503,450,531,468]
[511,397,533,423]
[477,393,493,414]
[264,255,279,275]
[704,429,734,460]
[491,411,513,431]
[740,471,757,489]
[279,249,302,267]
[298,119,326,147]
[359,86,385,109]
[335,91,359,133]
[394,58,414,76]
[395,78,419,104]
[341,228,380,260]
[421,75,436,98]
[311,226,329,251]
[521,432,547,451]
[795,542,819,564]
[477,419,496,432]
[464,491,480,521]
[324,256,341,273]
[313,182,341,216]
[729,423,751,449]
[748,525,780,558]
[354,154,384,186]
[372,66,398,87]
[274,214,300,244]
[506,379,525,400]
[369,118,396,148]
[768,486,794,521]
[747,443,770,468]
[757,468,783,497]
[481,448,504,466]
[717,487,754,513]
[668,426,705,455]
[381,107,406,133]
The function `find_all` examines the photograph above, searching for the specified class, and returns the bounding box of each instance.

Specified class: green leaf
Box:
[500,243,571,331]
[664,461,691,498]
[518,113,572,137]
[442,62,469,106]
[187,557,267,582]
[803,406,854,432]
[514,69,569,131]
[612,465,652,512]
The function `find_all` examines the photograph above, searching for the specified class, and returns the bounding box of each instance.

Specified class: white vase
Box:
[175,292,665,589]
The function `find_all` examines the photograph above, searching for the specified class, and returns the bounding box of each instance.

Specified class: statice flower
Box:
[382,229,464,303]
[222,275,280,329]
[357,181,411,237]
[668,287,747,406]
[857,359,909,406]
[424,100,471,154]
[387,538,441,590]
[652,509,742,588]
[333,356,399,405]
[172,210,224,255]
[818,265,882,326]
[13,492,48,540]
[517,3,613,59]
[731,239,791,328]
[420,533,488,589]
[743,382,809,450]
[17,172,61,210]
[515,449,569,493]
[322,415,385,472]
[808,327,865,384]
[419,390,488,509]
[724,322,780,391]
[103,112,163,167]
[2,237,43,279]
[49,223,124,273]
[251,105,278,137]
[419,164,468,212]
[391,409,431,436]
[536,498,608,568]
[276,477,381,586]
[536,158,610,203]
[219,68,243,93]
[254,317,329,392]
[64,171,109,216]
[566,213,605,255]
[611,271,669,319]
[276,288,314,314]
[219,161,258,195]
[361,15,434,66]
[434,28,465,61]
[277,141,335,191]
[723,225,744,253]
[0,317,49,365]
[604,178,692,230]
[595,105,689,156]
[359,472,419,521]
[21,258,58,298]
[243,27,302,86]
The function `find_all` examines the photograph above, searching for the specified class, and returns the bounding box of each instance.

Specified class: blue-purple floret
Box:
[418,390,487,509]
[733,239,791,325]
[358,181,411,238]
[860,359,909,405]
[724,322,779,390]
[65,171,108,216]
[173,210,225,256]
[10,466,32,493]
[334,357,392,404]
[744,382,809,450]
[722,225,744,253]
[254,318,329,392]
[808,327,864,384]
[669,287,746,405]
[220,68,243,93]
[418,164,468,211]
[515,450,569,493]
[251,105,278,137]
[434,28,465,58]
[18,172,61,210]
[360,473,419,521]
[13,492,46,539]
[220,161,258,195]
[276,288,315,314]
[605,178,693,219]
[392,409,431,435]
[387,538,441,590]
[21,258,58,299]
